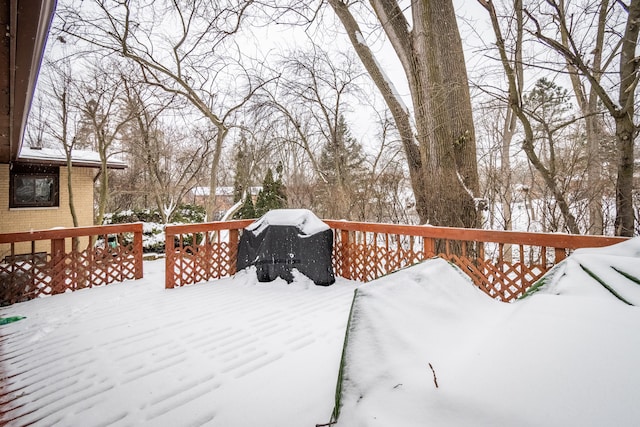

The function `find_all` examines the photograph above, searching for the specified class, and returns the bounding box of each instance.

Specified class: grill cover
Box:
[236,209,335,286]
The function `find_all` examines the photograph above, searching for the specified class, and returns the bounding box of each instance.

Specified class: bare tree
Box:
[358,113,416,224]
[43,59,82,229]
[120,76,210,223]
[476,99,517,231]
[482,0,640,236]
[260,45,369,219]
[75,64,133,225]
[479,0,600,234]
[57,0,267,220]
[556,0,612,234]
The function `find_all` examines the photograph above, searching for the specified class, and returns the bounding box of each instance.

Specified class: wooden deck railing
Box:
[0,223,143,305]
[5,219,624,305]
[165,220,254,289]
[324,221,626,301]
[165,219,627,301]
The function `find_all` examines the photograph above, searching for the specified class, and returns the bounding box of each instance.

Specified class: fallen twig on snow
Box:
[429,362,439,388]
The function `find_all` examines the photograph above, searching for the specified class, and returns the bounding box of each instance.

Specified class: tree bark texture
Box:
[614,0,640,236]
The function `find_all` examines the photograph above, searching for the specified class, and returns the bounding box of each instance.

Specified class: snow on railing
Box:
[0,223,143,305]
[166,219,627,302]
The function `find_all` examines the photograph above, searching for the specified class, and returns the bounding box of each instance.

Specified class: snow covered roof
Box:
[17,146,127,169]
[247,209,329,236]
[191,186,262,197]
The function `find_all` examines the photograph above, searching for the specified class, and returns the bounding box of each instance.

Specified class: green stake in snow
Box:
[0,316,26,325]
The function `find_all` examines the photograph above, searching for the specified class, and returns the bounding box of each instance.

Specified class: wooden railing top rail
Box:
[0,223,144,244]
[164,220,254,235]
[323,220,628,249]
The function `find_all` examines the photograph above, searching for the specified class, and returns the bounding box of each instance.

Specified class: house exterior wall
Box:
[0,164,95,256]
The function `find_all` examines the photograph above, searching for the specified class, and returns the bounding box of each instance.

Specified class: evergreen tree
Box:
[317,115,367,219]
[521,78,580,233]
[234,192,256,219]
[254,168,287,217]
[232,132,251,203]
[319,115,366,186]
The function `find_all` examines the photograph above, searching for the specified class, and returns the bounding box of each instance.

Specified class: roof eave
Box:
[15,157,127,170]
[0,0,57,164]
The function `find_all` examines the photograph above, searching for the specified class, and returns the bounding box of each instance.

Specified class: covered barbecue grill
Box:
[236,209,335,286]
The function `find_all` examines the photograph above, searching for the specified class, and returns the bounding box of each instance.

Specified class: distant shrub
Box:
[172,204,206,223]
[104,205,206,254]
[105,209,162,224]
[105,210,138,224]
[137,209,163,223]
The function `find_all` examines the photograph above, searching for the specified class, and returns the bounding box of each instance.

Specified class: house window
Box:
[10,164,59,208]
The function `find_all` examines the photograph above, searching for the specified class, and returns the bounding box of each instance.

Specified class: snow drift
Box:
[328,240,640,426]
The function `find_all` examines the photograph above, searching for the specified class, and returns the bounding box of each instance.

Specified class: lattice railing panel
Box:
[342,243,428,282]
[1,245,141,305]
[165,222,252,289]
[170,241,237,288]
[443,254,547,302]
[0,257,50,304]
[325,222,625,303]
[337,240,551,302]
[1,224,143,306]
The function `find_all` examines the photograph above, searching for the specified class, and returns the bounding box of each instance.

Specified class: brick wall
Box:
[0,164,96,255]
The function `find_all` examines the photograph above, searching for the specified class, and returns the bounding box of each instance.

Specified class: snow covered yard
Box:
[0,260,360,426]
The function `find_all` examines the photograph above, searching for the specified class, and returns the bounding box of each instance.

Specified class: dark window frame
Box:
[9,164,60,208]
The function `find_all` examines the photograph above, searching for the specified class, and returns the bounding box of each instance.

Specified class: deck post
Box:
[554,247,567,263]
[165,230,175,289]
[134,225,144,280]
[424,237,435,258]
[229,229,240,275]
[51,237,66,294]
[340,229,352,280]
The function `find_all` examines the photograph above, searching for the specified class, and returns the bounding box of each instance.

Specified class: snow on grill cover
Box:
[236,209,336,286]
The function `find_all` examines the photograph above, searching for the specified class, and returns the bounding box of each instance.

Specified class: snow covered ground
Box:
[0,261,360,426]
[333,241,640,427]
[2,239,640,427]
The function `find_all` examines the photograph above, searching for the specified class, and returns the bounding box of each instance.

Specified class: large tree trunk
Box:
[614,0,640,236]
[615,119,636,235]
[330,0,479,227]
[412,0,479,227]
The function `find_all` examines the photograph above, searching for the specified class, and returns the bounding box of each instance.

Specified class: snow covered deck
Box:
[4,238,640,427]
[0,260,360,426]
